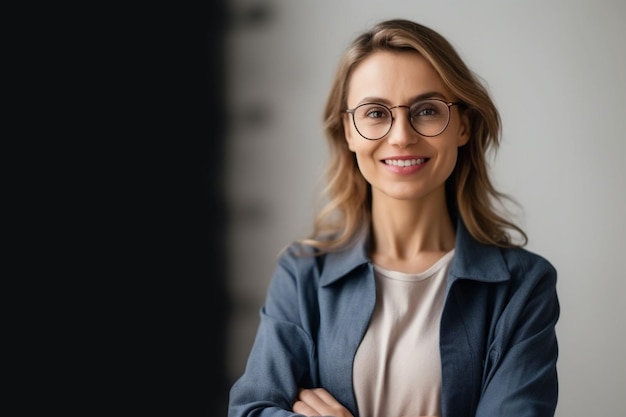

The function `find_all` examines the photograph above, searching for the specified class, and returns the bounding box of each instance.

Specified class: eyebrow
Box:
[356,91,449,106]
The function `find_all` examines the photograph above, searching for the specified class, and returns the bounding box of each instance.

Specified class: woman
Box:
[228,19,559,417]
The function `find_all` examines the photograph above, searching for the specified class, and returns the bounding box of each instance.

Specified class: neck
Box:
[370,187,455,271]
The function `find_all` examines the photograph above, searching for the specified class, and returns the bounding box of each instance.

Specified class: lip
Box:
[381,155,429,175]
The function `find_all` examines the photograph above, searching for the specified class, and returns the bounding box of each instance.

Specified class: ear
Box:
[457,109,470,147]
[343,114,357,152]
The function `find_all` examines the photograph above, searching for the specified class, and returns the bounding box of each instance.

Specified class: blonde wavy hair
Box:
[301,19,527,253]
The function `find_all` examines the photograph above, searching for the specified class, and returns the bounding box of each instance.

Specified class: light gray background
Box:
[225,1,626,415]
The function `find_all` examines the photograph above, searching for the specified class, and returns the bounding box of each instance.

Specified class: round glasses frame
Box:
[344,99,462,140]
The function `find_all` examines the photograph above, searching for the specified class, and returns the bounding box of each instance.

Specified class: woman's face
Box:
[344,50,469,204]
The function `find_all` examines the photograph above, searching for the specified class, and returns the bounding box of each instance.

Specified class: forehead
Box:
[346,50,449,104]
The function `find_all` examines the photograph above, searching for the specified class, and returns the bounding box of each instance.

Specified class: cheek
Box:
[441,147,460,177]
[352,145,380,179]
[352,154,375,185]
[430,140,460,175]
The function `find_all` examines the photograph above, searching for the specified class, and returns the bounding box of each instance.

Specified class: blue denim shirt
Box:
[228,220,559,417]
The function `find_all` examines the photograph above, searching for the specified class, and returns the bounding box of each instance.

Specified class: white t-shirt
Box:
[353,250,454,417]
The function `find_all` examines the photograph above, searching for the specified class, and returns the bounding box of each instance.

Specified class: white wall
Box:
[226,1,626,415]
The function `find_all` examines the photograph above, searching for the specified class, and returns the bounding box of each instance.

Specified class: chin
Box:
[376,183,445,203]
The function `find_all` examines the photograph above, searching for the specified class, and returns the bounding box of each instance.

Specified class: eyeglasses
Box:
[344,99,462,140]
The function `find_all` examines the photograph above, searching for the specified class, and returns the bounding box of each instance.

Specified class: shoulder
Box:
[265,241,358,318]
[500,246,557,283]
[275,236,370,285]
[267,242,328,298]
[452,220,556,287]
[490,246,559,313]
[276,241,325,273]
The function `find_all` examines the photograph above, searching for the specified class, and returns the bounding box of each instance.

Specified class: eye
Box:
[417,107,437,116]
[367,110,386,118]
[411,102,442,118]
[363,105,390,119]
[355,104,391,123]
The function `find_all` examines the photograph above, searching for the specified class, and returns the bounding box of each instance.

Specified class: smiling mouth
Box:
[383,158,427,167]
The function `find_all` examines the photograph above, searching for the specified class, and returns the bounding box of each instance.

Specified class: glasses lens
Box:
[409,100,450,137]
[353,103,393,140]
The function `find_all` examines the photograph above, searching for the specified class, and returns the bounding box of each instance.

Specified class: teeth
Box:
[384,158,425,166]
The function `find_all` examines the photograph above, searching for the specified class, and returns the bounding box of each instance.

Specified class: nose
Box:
[386,105,419,147]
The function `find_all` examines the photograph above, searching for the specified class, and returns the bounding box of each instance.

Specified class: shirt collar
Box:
[319,219,511,287]
[448,219,511,283]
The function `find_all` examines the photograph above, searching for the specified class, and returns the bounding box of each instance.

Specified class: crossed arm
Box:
[293,388,436,417]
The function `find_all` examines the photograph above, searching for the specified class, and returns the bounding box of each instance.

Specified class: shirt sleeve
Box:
[228,249,318,417]
[476,260,560,417]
